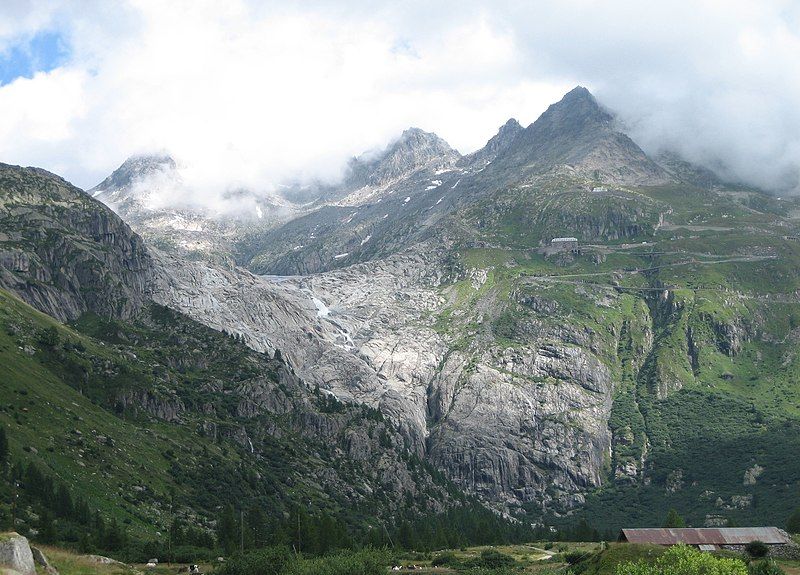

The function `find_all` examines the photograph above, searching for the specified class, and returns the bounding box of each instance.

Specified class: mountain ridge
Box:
[5,85,800,541]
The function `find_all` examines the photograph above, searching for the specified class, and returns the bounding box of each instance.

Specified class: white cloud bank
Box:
[0,0,799,198]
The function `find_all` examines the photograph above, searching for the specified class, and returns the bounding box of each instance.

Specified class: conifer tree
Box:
[217,505,239,555]
[663,508,686,528]
[787,507,800,534]
[0,426,8,465]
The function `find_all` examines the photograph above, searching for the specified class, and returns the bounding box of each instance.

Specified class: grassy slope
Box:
[0,288,192,534]
[0,287,453,540]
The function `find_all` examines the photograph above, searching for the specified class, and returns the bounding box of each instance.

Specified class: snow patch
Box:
[255,205,263,219]
[319,387,338,399]
[425,180,443,190]
[164,214,204,232]
[333,252,349,259]
[360,235,372,245]
[403,196,411,203]
[382,214,389,219]
[311,296,330,318]
[436,197,444,205]
[451,179,461,189]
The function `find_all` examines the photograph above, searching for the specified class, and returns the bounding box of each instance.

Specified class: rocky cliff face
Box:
[146,239,620,515]
[0,164,153,322]
[83,303,456,517]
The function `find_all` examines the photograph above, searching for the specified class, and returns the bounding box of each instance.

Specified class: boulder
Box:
[0,533,36,575]
[30,546,58,575]
[84,555,126,566]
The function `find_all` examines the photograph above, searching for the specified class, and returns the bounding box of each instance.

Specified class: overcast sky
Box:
[1,0,799,197]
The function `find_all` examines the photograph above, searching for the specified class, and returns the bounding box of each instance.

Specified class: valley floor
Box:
[28,541,800,575]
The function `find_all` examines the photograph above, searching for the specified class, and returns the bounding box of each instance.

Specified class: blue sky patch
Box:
[0,30,70,86]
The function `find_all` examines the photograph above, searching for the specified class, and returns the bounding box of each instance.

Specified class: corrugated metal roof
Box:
[619,528,792,546]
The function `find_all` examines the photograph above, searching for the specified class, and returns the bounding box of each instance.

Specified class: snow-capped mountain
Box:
[90,154,306,263]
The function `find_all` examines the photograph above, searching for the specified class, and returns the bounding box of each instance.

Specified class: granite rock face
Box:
[149,241,616,514]
[0,164,153,322]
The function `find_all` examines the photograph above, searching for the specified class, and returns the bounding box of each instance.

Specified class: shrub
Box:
[285,548,391,575]
[459,569,520,575]
[467,549,517,569]
[431,552,460,567]
[748,560,785,575]
[663,509,686,528]
[787,508,800,534]
[565,550,593,565]
[616,544,747,575]
[215,546,294,575]
[745,541,769,559]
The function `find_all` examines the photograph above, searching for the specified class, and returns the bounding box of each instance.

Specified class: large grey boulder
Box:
[0,533,36,575]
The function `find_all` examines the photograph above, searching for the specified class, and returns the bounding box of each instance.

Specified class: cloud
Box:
[0,0,798,201]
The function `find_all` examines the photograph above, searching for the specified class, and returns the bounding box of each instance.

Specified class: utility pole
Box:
[167,511,171,566]
[240,509,244,553]
[382,522,395,549]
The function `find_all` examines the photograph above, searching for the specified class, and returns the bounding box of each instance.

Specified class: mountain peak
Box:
[463,118,524,166]
[495,118,523,138]
[91,154,177,194]
[540,85,611,130]
[556,86,601,112]
[395,127,454,152]
[89,153,181,211]
[484,86,670,185]
[345,128,460,188]
[563,85,593,99]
